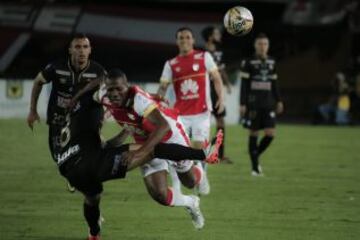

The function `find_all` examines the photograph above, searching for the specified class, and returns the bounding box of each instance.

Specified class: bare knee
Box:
[178,170,196,189]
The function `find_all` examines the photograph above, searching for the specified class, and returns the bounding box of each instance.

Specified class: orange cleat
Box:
[205,129,223,164]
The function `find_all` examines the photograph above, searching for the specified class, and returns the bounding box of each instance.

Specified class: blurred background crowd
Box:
[0,0,359,124]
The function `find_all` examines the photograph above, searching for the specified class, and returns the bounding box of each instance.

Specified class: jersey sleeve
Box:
[239,59,250,79]
[40,63,56,83]
[204,51,218,73]
[160,61,172,84]
[133,93,157,118]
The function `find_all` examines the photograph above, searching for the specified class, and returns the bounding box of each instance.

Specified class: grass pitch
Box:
[0,119,359,240]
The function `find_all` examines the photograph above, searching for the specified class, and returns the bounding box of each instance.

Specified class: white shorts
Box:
[141,112,194,177]
[179,111,211,142]
[140,158,169,178]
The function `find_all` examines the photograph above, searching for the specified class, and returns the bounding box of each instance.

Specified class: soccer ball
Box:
[223,6,253,36]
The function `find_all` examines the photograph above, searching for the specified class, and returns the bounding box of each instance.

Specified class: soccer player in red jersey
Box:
[158,27,225,194]
[96,69,222,229]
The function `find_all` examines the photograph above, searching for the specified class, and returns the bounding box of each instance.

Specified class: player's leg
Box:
[84,193,102,239]
[190,112,211,195]
[258,109,276,156]
[60,158,104,239]
[258,127,275,155]
[248,129,261,175]
[215,115,232,163]
[142,160,205,229]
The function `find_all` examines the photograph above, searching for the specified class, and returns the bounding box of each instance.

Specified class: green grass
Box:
[0,119,359,240]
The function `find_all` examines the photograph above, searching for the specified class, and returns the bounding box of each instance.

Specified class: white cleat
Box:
[251,165,264,177]
[185,195,204,230]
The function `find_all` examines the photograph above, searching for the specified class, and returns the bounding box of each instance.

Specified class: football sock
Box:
[258,136,274,155]
[154,143,206,161]
[83,203,100,236]
[193,164,203,186]
[249,136,259,172]
[167,188,194,207]
[217,127,225,159]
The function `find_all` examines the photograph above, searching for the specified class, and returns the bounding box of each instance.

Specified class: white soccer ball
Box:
[223,6,254,36]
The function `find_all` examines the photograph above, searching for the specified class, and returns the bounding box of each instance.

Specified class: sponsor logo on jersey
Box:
[55,144,80,165]
[59,78,67,84]
[127,113,135,120]
[180,79,199,100]
[192,64,199,71]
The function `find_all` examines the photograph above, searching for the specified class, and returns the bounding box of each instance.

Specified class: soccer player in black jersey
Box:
[239,33,284,176]
[202,26,233,164]
[26,34,222,240]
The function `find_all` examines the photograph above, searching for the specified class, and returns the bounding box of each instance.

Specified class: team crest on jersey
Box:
[127,113,135,120]
[192,64,199,71]
[194,53,203,59]
[175,67,181,72]
[59,78,67,84]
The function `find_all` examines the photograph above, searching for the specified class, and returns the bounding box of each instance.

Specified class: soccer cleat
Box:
[185,195,204,230]
[251,165,264,177]
[205,129,223,164]
[87,235,101,240]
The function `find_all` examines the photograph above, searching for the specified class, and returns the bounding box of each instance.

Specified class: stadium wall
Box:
[0,79,241,124]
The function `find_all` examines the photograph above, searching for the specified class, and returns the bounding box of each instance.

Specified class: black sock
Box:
[217,127,225,159]
[154,143,206,161]
[258,136,274,155]
[84,203,100,236]
[249,136,259,172]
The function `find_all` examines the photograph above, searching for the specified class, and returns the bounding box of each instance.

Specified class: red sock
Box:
[193,165,202,185]
[166,188,174,206]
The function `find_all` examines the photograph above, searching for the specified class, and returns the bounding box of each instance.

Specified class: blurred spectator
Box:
[313,72,350,125]
[349,74,360,124]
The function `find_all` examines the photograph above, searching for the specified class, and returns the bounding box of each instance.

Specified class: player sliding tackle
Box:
[95,69,222,230]
[26,34,222,240]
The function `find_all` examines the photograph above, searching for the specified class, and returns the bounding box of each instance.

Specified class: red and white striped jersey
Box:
[99,85,190,145]
[160,50,218,116]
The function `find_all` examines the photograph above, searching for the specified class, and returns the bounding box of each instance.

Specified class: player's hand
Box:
[27,110,40,130]
[215,99,225,114]
[276,102,284,114]
[239,105,247,117]
[122,150,147,165]
[66,98,77,110]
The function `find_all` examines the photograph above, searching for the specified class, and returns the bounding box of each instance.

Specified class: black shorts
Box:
[242,108,276,130]
[210,81,226,118]
[59,145,129,196]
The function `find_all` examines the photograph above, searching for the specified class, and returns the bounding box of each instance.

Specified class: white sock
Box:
[169,188,194,208]
[169,165,182,195]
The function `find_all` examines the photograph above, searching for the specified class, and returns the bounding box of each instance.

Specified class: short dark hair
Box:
[201,26,216,41]
[175,27,194,38]
[255,32,268,40]
[68,33,90,47]
[107,68,127,81]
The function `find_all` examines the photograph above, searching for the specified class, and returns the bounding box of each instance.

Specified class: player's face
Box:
[176,30,194,54]
[69,38,91,65]
[106,78,129,106]
[212,28,222,43]
[254,38,269,57]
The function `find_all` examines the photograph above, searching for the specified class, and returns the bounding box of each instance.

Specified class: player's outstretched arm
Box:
[27,72,46,130]
[68,78,101,109]
[210,70,225,113]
